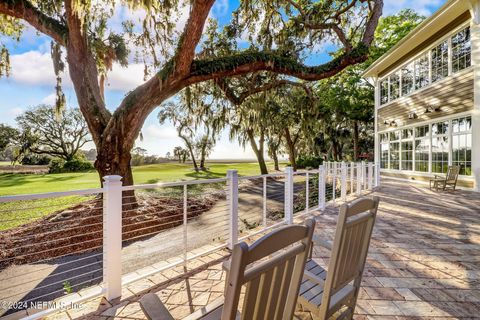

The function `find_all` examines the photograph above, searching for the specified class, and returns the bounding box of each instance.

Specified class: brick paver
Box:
[45,179,480,320]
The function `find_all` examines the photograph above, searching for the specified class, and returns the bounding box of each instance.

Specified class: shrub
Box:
[48,158,66,173]
[21,154,51,165]
[63,158,94,172]
[48,157,94,173]
[296,155,323,169]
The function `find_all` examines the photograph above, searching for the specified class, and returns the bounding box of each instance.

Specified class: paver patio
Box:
[40,178,480,320]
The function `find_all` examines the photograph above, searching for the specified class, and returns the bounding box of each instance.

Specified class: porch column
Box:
[373,77,380,177]
[470,1,480,191]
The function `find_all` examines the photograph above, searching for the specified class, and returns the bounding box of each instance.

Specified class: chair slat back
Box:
[222,219,315,320]
[319,197,379,318]
[446,165,461,182]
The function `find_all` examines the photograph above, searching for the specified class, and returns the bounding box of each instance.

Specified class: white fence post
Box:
[356,163,362,195]
[368,162,373,190]
[305,172,310,213]
[350,162,355,194]
[262,176,267,227]
[227,170,238,250]
[362,161,367,190]
[332,163,337,205]
[284,167,294,224]
[341,162,347,202]
[318,165,326,210]
[375,162,380,187]
[103,175,123,301]
[183,184,188,267]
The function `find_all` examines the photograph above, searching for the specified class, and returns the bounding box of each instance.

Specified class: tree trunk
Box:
[94,133,136,206]
[199,141,207,170]
[331,141,338,161]
[247,130,268,175]
[284,128,297,171]
[179,135,198,171]
[353,120,359,161]
[272,151,279,171]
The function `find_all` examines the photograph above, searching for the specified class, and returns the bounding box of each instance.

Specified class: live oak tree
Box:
[0,0,383,186]
[15,105,91,161]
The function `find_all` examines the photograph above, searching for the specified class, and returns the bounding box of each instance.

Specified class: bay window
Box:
[380,116,472,177]
[378,24,471,105]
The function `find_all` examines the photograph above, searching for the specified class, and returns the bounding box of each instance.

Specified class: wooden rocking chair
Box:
[298,197,380,320]
[429,165,461,191]
[140,219,315,320]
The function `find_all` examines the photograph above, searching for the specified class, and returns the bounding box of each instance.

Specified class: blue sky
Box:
[0,0,446,159]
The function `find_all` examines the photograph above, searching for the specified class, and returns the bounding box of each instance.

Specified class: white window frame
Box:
[378,111,473,177]
[378,21,471,107]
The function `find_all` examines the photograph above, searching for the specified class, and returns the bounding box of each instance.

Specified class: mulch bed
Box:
[0,193,222,270]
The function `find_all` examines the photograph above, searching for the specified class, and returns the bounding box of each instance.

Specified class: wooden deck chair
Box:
[429,165,461,191]
[298,197,380,320]
[140,219,315,320]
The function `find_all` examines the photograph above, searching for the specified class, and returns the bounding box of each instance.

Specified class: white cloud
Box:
[9,50,146,92]
[9,51,70,87]
[104,62,145,91]
[209,143,257,160]
[143,124,178,139]
[41,93,56,105]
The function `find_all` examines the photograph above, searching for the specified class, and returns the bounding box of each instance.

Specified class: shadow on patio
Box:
[46,178,480,319]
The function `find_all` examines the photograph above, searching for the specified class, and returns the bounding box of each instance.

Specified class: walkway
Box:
[32,179,480,319]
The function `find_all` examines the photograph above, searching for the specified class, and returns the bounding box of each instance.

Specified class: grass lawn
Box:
[0,161,284,230]
[0,161,284,196]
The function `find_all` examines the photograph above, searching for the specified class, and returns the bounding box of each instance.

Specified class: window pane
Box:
[431,41,449,82]
[432,121,449,135]
[379,133,388,143]
[381,143,389,169]
[390,72,400,100]
[390,142,400,170]
[415,125,429,138]
[432,136,449,173]
[402,129,413,139]
[401,141,413,171]
[380,80,388,105]
[401,62,414,96]
[452,27,471,73]
[414,54,429,89]
[389,130,400,141]
[452,116,472,175]
[415,138,429,172]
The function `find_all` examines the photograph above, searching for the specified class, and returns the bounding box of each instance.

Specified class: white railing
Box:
[0,162,378,319]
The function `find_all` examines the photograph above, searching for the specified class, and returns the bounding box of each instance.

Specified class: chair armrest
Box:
[303,270,325,287]
[312,235,333,251]
[140,293,175,320]
[222,260,231,272]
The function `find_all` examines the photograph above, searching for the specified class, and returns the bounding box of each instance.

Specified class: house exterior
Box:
[364,0,480,191]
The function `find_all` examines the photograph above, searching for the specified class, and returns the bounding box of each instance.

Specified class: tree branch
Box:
[172,0,215,77]
[187,46,369,83]
[0,0,67,45]
[215,78,312,106]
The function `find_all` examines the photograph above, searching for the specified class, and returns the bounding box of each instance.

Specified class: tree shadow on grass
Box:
[0,173,83,189]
